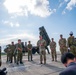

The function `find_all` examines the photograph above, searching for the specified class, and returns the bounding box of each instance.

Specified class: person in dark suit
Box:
[59,52,76,75]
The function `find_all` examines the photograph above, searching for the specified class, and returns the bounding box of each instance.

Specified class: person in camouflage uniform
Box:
[67,32,76,56]
[16,39,23,65]
[27,41,33,61]
[50,38,57,62]
[37,36,46,64]
[10,42,16,63]
[4,44,11,63]
[59,34,67,55]
[39,27,50,54]
[73,38,76,57]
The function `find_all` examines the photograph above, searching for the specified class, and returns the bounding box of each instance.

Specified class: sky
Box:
[0,0,76,51]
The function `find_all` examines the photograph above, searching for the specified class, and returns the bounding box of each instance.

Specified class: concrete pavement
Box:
[0,53,65,75]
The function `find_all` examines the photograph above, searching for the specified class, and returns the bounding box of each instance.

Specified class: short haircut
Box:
[28,41,30,42]
[18,39,21,41]
[60,34,63,36]
[61,52,75,64]
[12,42,14,43]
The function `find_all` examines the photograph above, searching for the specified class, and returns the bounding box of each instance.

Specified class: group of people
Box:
[4,35,55,65]
[49,31,76,75]
[3,31,76,66]
[58,31,76,75]
[4,39,23,65]
[4,35,47,65]
[4,39,34,65]
[1,31,76,75]
[50,31,76,63]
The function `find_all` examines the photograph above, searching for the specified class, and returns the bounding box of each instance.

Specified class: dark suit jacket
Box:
[59,62,76,75]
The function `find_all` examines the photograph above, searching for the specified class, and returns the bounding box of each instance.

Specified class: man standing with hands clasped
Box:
[50,38,57,62]
[37,36,46,64]
[16,39,23,65]
[59,34,67,55]
[27,41,33,61]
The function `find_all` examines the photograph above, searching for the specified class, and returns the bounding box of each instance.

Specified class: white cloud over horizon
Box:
[0,32,38,46]
[2,20,20,27]
[3,0,56,17]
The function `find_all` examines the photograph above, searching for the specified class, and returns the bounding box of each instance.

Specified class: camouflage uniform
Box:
[27,43,32,61]
[37,39,46,64]
[50,41,57,61]
[7,49,11,62]
[4,45,11,62]
[39,27,50,54]
[10,44,16,63]
[67,36,75,56]
[59,38,67,55]
[73,38,76,57]
[16,43,23,64]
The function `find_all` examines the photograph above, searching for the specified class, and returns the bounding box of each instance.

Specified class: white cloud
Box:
[51,9,56,14]
[66,0,76,10]
[59,0,76,14]
[15,23,20,27]
[62,10,66,14]
[64,0,69,2]
[2,20,20,27]
[59,0,69,8]
[0,33,38,46]
[59,2,64,8]
[4,0,56,17]
[3,20,9,24]
[10,22,14,27]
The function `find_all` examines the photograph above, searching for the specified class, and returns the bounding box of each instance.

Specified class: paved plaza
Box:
[0,53,65,75]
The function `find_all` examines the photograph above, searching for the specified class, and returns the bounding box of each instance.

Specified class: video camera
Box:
[0,68,7,75]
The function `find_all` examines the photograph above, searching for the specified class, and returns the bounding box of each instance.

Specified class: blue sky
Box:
[0,0,76,51]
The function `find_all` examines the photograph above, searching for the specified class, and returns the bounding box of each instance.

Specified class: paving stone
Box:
[0,54,65,75]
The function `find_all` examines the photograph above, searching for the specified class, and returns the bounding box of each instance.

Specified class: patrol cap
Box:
[61,52,75,64]
[69,31,73,35]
